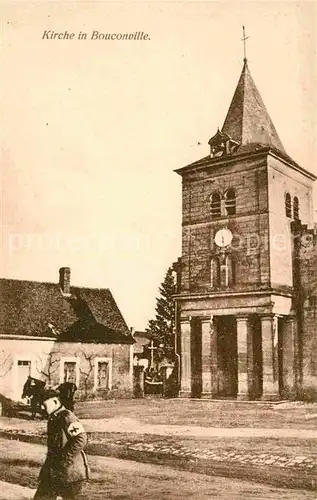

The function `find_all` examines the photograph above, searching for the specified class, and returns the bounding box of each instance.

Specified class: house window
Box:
[225,188,236,216]
[94,357,112,390]
[293,196,299,220]
[210,192,221,217]
[285,192,292,218]
[18,360,31,369]
[97,362,109,388]
[64,362,76,383]
[60,357,80,386]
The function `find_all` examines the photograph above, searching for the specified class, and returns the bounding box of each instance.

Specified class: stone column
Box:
[261,314,279,400]
[201,316,212,398]
[247,319,255,399]
[236,316,249,399]
[210,316,218,396]
[179,317,191,398]
[283,317,297,393]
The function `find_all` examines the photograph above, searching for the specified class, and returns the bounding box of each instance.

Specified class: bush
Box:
[296,386,317,403]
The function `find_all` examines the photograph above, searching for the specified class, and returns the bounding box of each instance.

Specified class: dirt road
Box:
[0,438,316,500]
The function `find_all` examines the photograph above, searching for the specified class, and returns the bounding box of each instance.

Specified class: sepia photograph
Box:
[1,1,316,499]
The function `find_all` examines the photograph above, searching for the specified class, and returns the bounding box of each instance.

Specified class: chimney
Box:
[59,267,71,295]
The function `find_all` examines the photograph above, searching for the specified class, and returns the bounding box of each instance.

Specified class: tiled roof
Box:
[0,278,133,344]
[222,60,285,153]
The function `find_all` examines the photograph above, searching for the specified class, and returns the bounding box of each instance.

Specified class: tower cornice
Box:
[175,146,316,182]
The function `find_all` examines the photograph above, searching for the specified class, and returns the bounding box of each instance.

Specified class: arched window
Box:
[227,255,236,287]
[219,255,235,287]
[293,196,299,220]
[210,258,221,288]
[285,192,292,218]
[225,188,236,216]
[210,192,221,217]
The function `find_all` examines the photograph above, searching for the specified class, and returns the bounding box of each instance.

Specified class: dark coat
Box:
[39,406,90,488]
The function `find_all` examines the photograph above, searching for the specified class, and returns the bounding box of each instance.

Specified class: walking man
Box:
[33,389,90,500]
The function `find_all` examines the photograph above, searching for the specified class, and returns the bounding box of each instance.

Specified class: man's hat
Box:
[41,389,61,402]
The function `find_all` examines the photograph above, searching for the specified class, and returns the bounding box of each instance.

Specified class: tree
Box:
[36,350,59,386]
[76,351,95,399]
[145,266,176,364]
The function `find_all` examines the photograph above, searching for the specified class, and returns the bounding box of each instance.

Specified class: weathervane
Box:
[241,25,250,62]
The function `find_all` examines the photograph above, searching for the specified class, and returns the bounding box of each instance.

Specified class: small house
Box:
[0,267,134,402]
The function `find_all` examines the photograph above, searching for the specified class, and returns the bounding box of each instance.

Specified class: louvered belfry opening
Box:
[210,192,221,217]
[225,188,236,216]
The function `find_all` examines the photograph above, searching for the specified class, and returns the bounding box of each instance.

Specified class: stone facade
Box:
[174,60,317,401]
[180,154,271,294]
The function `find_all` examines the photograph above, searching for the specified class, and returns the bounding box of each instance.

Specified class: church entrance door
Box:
[216,316,238,398]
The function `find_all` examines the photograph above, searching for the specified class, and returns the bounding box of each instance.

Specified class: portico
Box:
[177,294,297,401]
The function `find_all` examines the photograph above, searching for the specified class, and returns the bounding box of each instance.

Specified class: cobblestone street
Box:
[1,414,316,490]
[112,438,316,471]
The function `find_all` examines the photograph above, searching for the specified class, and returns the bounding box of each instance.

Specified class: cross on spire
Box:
[241,25,250,62]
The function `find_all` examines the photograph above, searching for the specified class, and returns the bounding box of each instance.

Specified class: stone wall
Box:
[267,157,314,289]
[297,225,317,394]
[291,220,317,397]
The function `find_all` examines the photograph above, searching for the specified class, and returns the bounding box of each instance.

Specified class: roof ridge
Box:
[0,277,57,286]
[0,277,110,293]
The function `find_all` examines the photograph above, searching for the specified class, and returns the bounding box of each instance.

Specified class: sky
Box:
[1,1,317,330]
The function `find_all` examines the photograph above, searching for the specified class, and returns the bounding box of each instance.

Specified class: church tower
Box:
[175,54,316,400]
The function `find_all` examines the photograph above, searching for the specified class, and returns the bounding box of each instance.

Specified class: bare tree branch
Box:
[0,350,13,377]
[35,351,59,385]
[75,350,95,398]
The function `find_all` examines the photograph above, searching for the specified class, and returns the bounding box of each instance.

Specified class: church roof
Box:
[0,278,134,344]
[221,60,285,153]
[176,59,316,181]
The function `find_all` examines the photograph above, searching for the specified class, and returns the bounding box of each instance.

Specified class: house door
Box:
[17,360,31,401]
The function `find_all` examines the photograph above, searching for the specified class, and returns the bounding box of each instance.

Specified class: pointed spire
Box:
[221,60,285,153]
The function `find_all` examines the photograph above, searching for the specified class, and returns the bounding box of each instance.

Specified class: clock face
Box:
[214,228,233,248]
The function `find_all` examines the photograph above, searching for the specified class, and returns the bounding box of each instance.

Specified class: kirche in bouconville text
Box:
[41,30,150,40]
